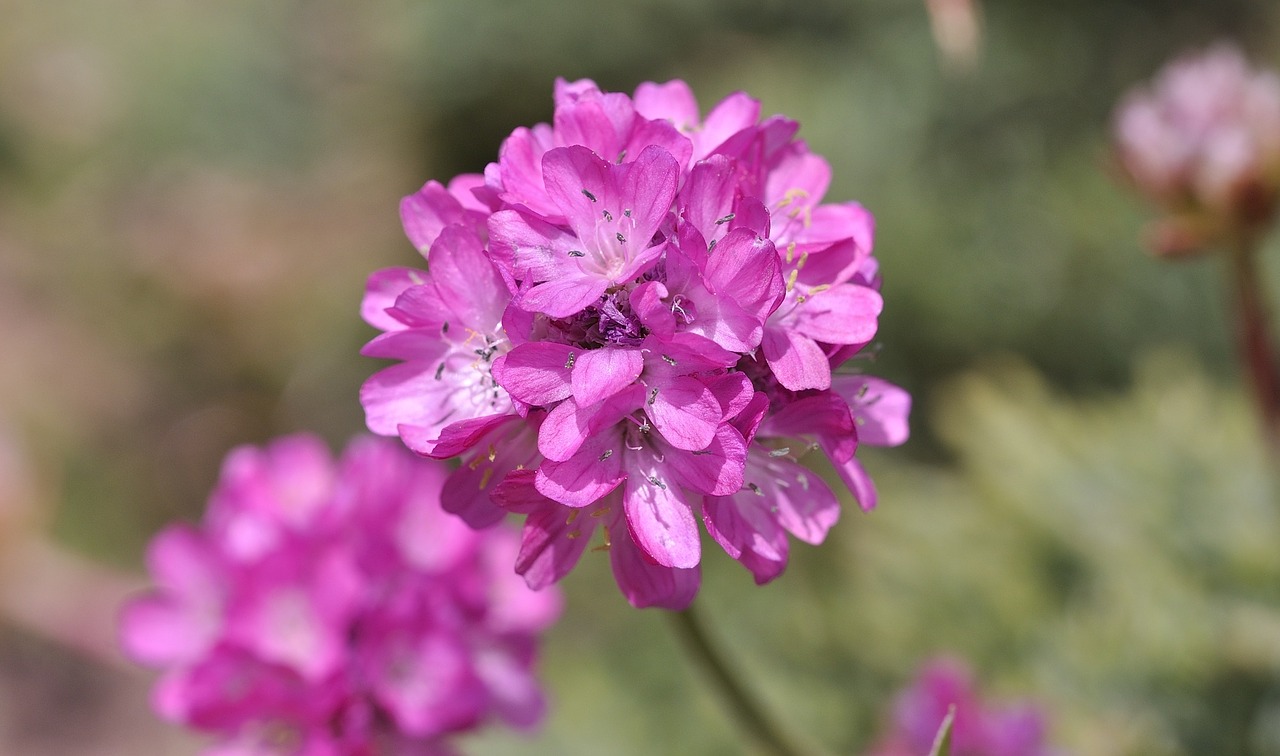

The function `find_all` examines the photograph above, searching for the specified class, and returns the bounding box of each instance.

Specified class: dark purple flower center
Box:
[548,289,647,348]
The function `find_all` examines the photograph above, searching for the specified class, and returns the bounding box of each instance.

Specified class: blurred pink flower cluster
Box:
[1114,43,1280,256]
[120,434,561,755]
[361,78,910,609]
[869,657,1051,756]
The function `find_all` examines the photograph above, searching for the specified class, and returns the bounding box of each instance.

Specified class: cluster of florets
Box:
[120,434,561,755]
[868,658,1051,756]
[1114,43,1280,256]
[362,78,910,609]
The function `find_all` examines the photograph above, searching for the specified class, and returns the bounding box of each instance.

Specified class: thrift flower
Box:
[362,78,909,608]
[869,658,1052,756]
[1113,43,1280,256]
[120,434,561,754]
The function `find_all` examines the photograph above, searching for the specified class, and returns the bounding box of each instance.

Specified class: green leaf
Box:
[927,705,956,756]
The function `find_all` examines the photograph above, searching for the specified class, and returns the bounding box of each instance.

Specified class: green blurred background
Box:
[5,0,1280,753]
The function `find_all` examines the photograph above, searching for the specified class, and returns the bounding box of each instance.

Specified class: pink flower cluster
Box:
[120,434,561,755]
[869,658,1051,756]
[362,78,910,609]
[1114,44,1280,255]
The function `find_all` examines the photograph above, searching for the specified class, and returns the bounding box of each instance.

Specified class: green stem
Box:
[669,604,811,756]
[1227,235,1280,452]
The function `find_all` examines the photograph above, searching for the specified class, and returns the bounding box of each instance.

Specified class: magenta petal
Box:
[633,80,700,130]
[761,326,832,392]
[535,433,626,507]
[400,181,465,253]
[793,284,882,344]
[571,348,643,406]
[441,463,508,528]
[360,329,449,361]
[700,92,761,155]
[706,229,784,319]
[538,386,644,462]
[623,466,700,569]
[362,268,425,331]
[833,375,912,447]
[429,414,516,458]
[361,362,456,437]
[520,275,610,318]
[515,503,596,590]
[702,496,788,585]
[631,280,675,338]
[766,457,841,544]
[426,226,508,333]
[663,424,747,496]
[832,455,878,512]
[682,156,737,239]
[121,595,212,666]
[609,527,700,610]
[646,376,721,451]
[704,372,755,421]
[492,343,574,406]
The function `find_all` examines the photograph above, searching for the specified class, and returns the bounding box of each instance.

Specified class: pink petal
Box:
[832,455,878,512]
[361,362,458,437]
[400,181,466,253]
[645,375,721,451]
[792,284,882,345]
[663,424,747,496]
[833,375,911,447]
[623,464,701,569]
[520,275,610,318]
[699,92,761,156]
[537,387,643,462]
[761,326,832,391]
[491,343,574,407]
[362,268,425,331]
[425,226,508,334]
[706,229,784,320]
[428,414,516,458]
[633,80,701,131]
[535,433,626,507]
[609,527,700,610]
[360,329,449,361]
[515,502,596,590]
[571,347,643,406]
[702,495,788,585]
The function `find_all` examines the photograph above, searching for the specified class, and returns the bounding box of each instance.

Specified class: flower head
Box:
[120,434,561,754]
[1113,43,1280,256]
[869,658,1053,756]
[362,78,909,609]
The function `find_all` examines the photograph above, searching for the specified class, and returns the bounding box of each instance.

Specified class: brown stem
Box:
[1227,235,1280,451]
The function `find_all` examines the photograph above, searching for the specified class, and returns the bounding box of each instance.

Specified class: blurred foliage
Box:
[6,0,1280,753]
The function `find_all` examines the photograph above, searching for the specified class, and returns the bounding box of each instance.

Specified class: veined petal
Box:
[362,268,426,331]
[645,375,721,451]
[571,348,643,406]
[426,226,508,334]
[623,467,700,569]
[702,495,788,585]
[832,375,912,447]
[538,386,644,462]
[515,502,596,590]
[535,433,626,508]
[491,343,575,407]
[832,455,878,512]
[609,527,700,610]
[663,424,747,496]
[520,275,610,318]
[761,327,832,392]
[792,285,882,345]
